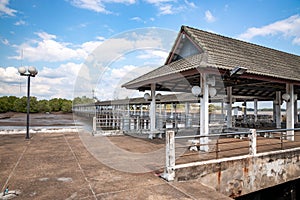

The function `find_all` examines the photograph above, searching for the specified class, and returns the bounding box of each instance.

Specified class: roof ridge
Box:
[182,25,300,58]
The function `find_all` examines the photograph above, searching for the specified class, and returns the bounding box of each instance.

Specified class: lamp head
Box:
[209,87,217,97]
[155,93,162,101]
[28,66,38,76]
[18,66,26,75]
[144,93,150,101]
[191,86,202,97]
[282,93,290,102]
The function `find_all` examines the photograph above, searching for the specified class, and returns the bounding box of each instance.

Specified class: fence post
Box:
[249,129,257,155]
[162,130,175,181]
[92,116,97,135]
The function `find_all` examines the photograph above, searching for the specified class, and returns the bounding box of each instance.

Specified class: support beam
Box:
[149,83,156,139]
[200,73,209,151]
[185,102,190,128]
[226,87,233,128]
[243,100,247,123]
[286,84,294,141]
[295,98,298,123]
[275,91,281,129]
[254,99,258,123]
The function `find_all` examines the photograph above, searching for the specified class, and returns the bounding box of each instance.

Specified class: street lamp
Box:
[18,66,38,139]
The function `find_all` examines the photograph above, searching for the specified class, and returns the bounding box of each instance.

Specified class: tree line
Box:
[0,96,73,113]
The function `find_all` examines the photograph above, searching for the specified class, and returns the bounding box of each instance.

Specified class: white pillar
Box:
[226,87,233,128]
[254,99,258,123]
[163,130,175,181]
[243,100,247,123]
[249,129,257,155]
[286,84,294,141]
[200,73,209,151]
[275,91,282,129]
[185,102,190,128]
[149,83,156,139]
[294,98,298,123]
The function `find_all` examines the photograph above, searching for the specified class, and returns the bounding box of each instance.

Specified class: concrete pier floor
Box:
[0,132,231,200]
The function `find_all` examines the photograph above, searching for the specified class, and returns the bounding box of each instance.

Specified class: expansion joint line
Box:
[166,182,197,200]
[63,133,98,200]
[1,140,30,192]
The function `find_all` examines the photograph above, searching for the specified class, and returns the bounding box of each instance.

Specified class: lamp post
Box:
[18,66,38,139]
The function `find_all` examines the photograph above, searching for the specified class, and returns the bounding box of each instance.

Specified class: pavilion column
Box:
[275,91,282,128]
[286,84,295,141]
[226,87,233,128]
[243,100,247,123]
[149,83,156,139]
[127,104,130,131]
[294,96,298,123]
[254,99,258,122]
[112,105,115,128]
[185,102,190,128]
[200,73,209,151]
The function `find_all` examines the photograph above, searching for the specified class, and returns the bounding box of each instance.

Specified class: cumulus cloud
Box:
[0,0,17,16]
[0,63,82,99]
[9,31,104,62]
[205,10,216,23]
[95,64,155,100]
[238,15,300,45]
[69,0,136,14]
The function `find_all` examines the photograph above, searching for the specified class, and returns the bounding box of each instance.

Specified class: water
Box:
[236,178,300,200]
[0,113,85,134]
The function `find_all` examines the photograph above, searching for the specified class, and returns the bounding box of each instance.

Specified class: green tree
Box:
[36,99,51,113]
[49,98,62,112]
[13,96,27,113]
[73,96,94,105]
[0,96,9,113]
[29,96,39,113]
[61,100,72,113]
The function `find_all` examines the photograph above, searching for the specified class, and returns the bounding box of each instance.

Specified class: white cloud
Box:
[95,64,155,100]
[158,4,173,15]
[238,15,300,45]
[0,0,17,16]
[130,17,145,23]
[34,62,82,99]
[184,0,196,8]
[137,50,168,61]
[69,0,136,14]
[144,0,194,15]
[0,63,82,99]
[0,67,19,84]
[9,31,104,62]
[14,19,26,26]
[145,0,174,3]
[205,10,216,23]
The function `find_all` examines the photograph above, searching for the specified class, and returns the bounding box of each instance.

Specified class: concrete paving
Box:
[0,132,232,200]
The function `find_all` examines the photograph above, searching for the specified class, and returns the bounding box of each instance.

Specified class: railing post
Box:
[162,130,175,181]
[249,129,257,155]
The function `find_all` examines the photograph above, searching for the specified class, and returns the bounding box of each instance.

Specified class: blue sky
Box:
[1,0,300,103]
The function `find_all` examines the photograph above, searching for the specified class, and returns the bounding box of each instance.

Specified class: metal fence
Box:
[163,128,300,181]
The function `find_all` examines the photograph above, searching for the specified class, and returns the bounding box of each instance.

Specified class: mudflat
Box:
[0,112,75,127]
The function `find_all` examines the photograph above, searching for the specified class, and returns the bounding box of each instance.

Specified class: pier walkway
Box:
[0,132,231,200]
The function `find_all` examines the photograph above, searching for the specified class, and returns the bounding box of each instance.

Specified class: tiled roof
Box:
[183,26,300,81]
[123,25,300,89]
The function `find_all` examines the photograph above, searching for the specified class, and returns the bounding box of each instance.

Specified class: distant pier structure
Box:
[73,26,300,198]
[74,25,300,138]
